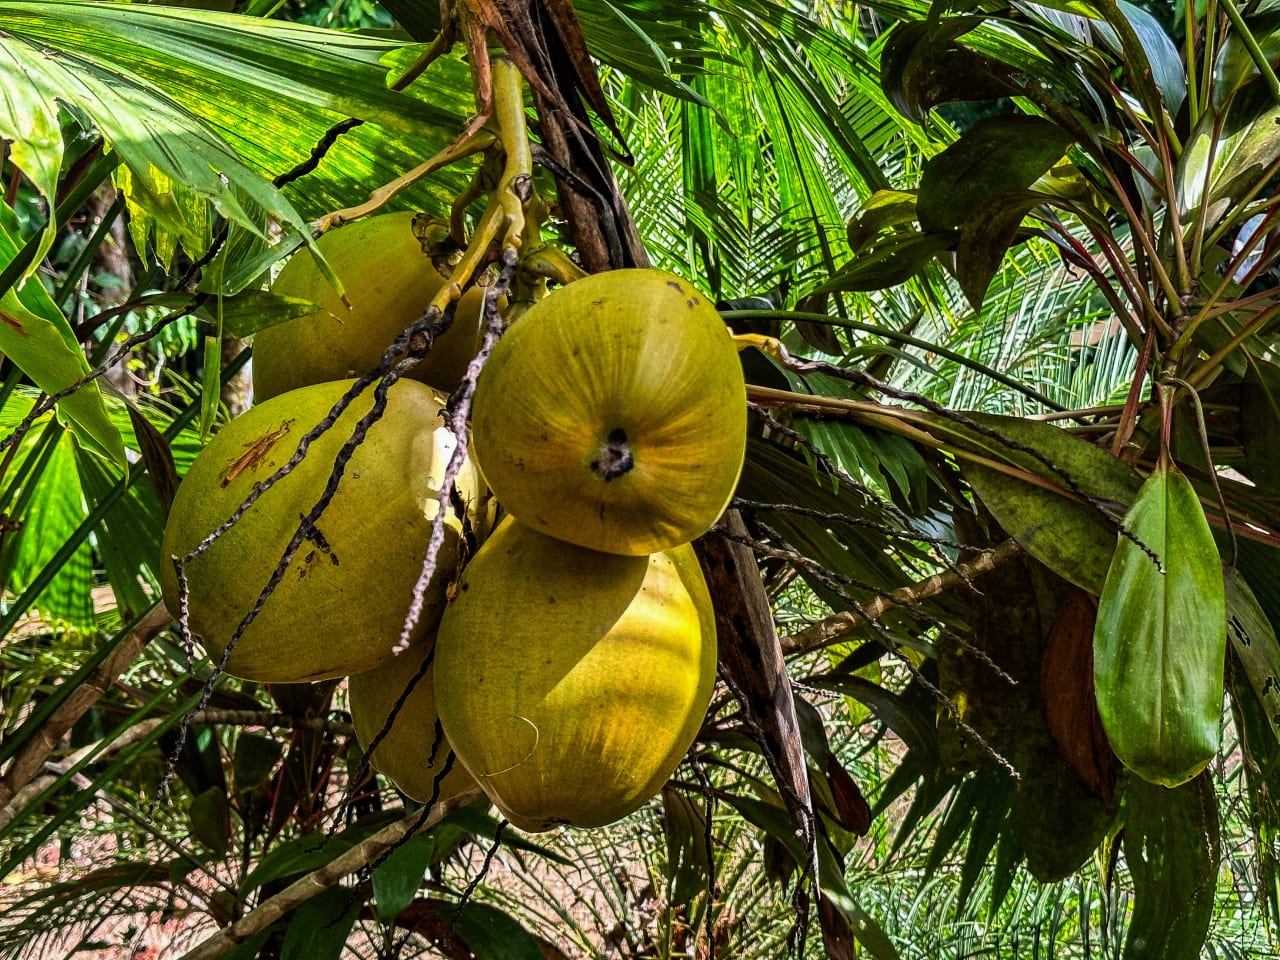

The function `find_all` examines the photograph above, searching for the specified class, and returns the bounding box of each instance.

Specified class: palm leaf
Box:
[0,2,476,269]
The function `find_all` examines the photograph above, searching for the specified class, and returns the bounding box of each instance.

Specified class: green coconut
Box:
[253,211,488,402]
[434,519,717,832]
[160,378,483,682]
[348,638,477,804]
[469,268,746,556]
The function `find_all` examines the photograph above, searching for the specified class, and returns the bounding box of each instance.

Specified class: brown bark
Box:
[695,514,817,870]
[0,601,171,810]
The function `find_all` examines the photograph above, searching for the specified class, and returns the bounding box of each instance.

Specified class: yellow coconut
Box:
[253,211,487,402]
[159,379,483,682]
[433,519,717,832]
[469,269,746,556]
[348,639,477,804]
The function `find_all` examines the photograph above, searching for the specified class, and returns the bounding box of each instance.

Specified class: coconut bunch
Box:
[161,212,747,832]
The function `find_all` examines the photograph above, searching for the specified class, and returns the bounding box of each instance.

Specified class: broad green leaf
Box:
[932,412,1143,593]
[0,43,61,278]
[0,206,124,465]
[1212,12,1280,105]
[879,17,1019,124]
[280,885,360,960]
[241,816,396,892]
[1224,566,1280,744]
[371,831,434,923]
[955,190,1050,308]
[1094,461,1226,786]
[1123,776,1220,960]
[0,428,94,629]
[846,189,919,252]
[1241,363,1280,496]
[814,231,957,293]
[917,116,1072,233]
[452,902,547,960]
[1089,1,1185,118]
[1116,1,1185,113]
[1178,87,1280,231]
[232,731,283,792]
[188,786,229,857]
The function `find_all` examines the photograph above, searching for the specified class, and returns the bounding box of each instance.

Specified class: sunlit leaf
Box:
[0,206,124,465]
[0,429,93,628]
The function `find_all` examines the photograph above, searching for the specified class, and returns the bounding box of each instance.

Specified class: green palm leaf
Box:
[0,1,475,267]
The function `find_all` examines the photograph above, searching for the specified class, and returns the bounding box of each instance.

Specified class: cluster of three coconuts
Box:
[160,212,747,832]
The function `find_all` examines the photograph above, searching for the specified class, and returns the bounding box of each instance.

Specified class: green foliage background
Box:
[1,0,1279,958]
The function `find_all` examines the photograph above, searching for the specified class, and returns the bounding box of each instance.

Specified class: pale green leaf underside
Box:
[0,206,124,465]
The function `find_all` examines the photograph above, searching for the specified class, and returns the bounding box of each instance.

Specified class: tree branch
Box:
[781,539,1023,656]
[0,600,171,809]
[177,789,483,960]
[778,542,1018,655]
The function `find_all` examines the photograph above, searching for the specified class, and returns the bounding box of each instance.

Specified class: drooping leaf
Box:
[938,412,1143,593]
[846,190,919,252]
[371,831,434,923]
[1094,461,1226,786]
[879,17,1020,124]
[452,902,548,960]
[1090,1,1185,118]
[1228,649,1280,931]
[917,116,1072,233]
[1241,362,1280,497]
[1123,775,1221,960]
[0,204,124,465]
[1224,566,1280,744]
[955,190,1051,308]
[232,731,284,793]
[279,885,361,960]
[1040,588,1119,800]
[124,402,180,520]
[188,786,230,857]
